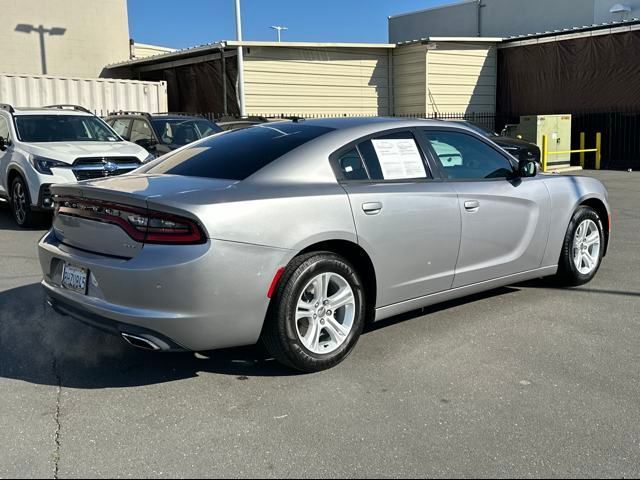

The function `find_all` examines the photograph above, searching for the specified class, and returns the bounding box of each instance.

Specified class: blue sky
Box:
[128,0,452,49]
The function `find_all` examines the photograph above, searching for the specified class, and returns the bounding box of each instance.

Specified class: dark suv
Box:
[105,112,222,157]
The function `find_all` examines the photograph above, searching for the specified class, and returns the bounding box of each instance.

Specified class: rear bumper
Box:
[45,291,186,351]
[39,230,293,351]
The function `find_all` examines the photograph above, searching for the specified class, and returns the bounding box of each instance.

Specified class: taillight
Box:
[55,197,205,245]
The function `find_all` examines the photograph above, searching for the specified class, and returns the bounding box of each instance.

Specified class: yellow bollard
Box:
[595,132,602,170]
[580,132,586,168]
[541,135,548,172]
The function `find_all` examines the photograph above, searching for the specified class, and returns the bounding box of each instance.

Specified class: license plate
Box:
[61,264,88,294]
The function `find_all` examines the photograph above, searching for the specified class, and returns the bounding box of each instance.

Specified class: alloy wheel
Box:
[295,272,356,355]
[572,219,601,275]
[12,181,27,225]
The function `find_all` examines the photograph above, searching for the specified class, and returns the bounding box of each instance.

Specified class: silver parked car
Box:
[39,118,610,372]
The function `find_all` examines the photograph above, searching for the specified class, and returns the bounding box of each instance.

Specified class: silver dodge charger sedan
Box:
[39,118,610,372]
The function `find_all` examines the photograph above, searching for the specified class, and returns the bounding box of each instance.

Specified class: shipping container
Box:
[0,73,168,115]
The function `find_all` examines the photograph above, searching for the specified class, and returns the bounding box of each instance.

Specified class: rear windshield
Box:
[142,123,335,180]
[15,115,119,143]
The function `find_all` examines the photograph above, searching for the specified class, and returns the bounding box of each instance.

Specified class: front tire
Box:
[262,252,366,373]
[10,176,37,228]
[556,206,604,286]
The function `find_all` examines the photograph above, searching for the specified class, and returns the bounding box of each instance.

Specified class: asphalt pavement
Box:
[0,171,638,478]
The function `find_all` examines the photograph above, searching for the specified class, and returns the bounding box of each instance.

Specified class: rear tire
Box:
[261,252,366,373]
[10,176,38,228]
[555,206,604,286]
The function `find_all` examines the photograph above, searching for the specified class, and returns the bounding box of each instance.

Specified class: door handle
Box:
[464,200,480,212]
[362,202,383,215]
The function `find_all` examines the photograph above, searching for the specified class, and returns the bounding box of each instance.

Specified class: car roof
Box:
[270,116,448,130]
[264,116,469,136]
[241,116,481,185]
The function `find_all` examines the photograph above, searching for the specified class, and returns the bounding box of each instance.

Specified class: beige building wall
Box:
[0,0,130,78]
[132,43,177,60]
[426,42,497,114]
[392,43,427,115]
[243,46,391,116]
[392,41,497,115]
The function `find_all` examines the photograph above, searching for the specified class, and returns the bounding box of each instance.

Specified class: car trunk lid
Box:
[50,174,238,257]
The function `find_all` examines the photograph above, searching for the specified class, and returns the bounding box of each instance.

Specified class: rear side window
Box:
[357,131,431,181]
[144,123,335,181]
[336,149,368,181]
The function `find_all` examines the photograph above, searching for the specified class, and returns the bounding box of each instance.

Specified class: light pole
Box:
[234,0,247,118]
[270,25,288,42]
[15,24,66,75]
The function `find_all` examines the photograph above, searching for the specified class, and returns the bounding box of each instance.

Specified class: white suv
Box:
[0,104,153,227]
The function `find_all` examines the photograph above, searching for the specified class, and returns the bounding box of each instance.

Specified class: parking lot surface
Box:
[0,171,639,479]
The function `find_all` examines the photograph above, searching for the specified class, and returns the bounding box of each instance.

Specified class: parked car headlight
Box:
[31,155,69,175]
[143,152,156,163]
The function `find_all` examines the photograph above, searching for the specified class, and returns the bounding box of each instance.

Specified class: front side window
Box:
[143,123,335,181]
[423,130,515,180]
[110,119,131,139]
[14,115,120,143]
[357,131,431,181]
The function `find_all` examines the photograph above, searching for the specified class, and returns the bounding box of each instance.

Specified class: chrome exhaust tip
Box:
[121,333,161,351]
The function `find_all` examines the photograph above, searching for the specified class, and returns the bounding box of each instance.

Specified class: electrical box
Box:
[519,114,572,170]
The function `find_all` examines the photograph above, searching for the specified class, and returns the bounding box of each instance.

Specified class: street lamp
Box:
[610,3,632,20]
[15,24,67,75]
[270,25,288,42]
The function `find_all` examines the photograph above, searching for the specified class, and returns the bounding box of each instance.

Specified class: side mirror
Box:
[0,136,9,152]
[518,159,539,178]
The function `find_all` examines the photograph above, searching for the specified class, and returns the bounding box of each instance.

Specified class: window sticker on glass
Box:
[371,138,427,180]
